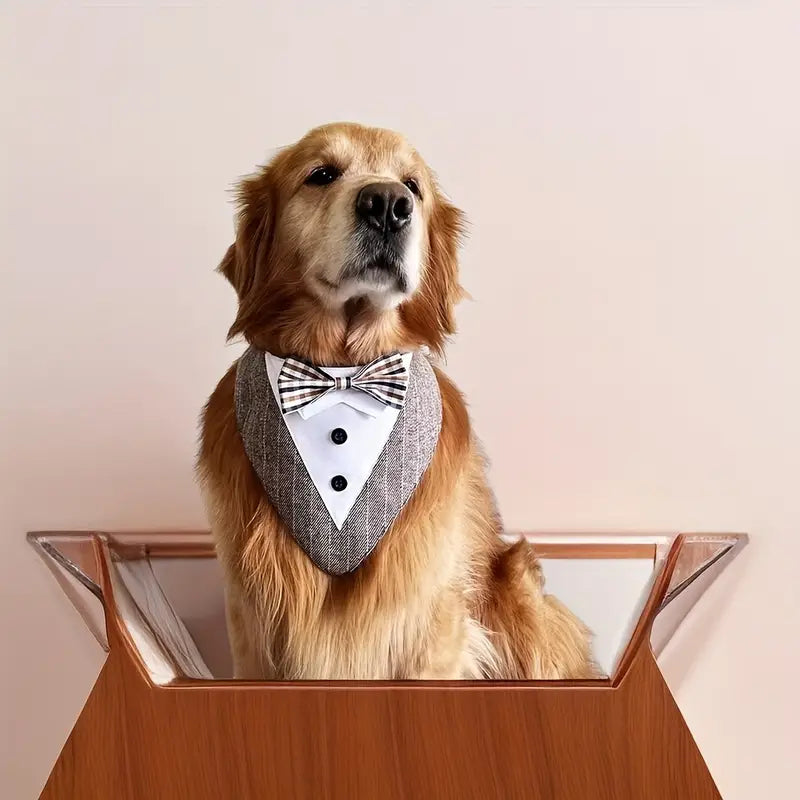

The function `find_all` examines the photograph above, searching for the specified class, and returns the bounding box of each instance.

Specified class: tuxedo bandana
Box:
[235,348,442,575]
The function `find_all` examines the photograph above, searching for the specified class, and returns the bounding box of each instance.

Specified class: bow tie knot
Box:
[277,353,409,414]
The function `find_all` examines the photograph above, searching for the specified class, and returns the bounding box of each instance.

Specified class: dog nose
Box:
[356,182,413,234]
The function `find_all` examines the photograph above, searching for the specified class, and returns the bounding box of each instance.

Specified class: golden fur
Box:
[198,123,594,679]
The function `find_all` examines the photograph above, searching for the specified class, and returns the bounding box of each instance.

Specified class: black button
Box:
[330,427,348,445]
[331,475,348,492]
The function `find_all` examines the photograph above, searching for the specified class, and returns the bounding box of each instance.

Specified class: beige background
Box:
[3,2,798,797]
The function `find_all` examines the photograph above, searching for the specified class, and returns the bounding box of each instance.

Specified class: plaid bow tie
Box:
[277,352,409,414]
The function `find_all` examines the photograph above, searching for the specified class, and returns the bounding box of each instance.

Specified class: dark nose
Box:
[356,182,413,234]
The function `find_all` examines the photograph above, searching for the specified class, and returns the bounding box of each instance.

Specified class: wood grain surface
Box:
[41,627,720,799]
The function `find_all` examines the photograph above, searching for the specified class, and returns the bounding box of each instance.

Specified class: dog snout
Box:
[356,182,413,234]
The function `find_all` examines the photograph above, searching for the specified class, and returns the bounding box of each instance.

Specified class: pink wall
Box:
[3,4,798,797]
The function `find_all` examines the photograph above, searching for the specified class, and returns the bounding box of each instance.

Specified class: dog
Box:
[198,122,594,680]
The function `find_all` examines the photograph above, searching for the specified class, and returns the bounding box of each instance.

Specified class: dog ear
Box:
[217,243,243,297]
[218,170,278,341]
[404,191,466,354]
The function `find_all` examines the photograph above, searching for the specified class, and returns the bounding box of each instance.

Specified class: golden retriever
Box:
[198,122,594,680]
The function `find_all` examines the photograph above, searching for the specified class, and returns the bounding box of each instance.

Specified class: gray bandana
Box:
[235,348,442,575]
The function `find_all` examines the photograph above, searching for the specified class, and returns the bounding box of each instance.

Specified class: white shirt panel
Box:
[264,353,412,529]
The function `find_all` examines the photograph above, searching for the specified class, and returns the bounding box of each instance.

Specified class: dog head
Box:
[220,122,464,360]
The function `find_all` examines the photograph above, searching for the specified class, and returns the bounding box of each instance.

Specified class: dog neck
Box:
[247,294,431,365]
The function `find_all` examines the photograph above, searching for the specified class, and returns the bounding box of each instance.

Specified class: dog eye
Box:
[404,178,421,199]
[306,165,342,186]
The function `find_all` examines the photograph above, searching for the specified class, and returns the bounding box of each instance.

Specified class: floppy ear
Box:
[427,195,466,337]
[217,243,243,297]
[404,192,466,354]
[217,170,278,341]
